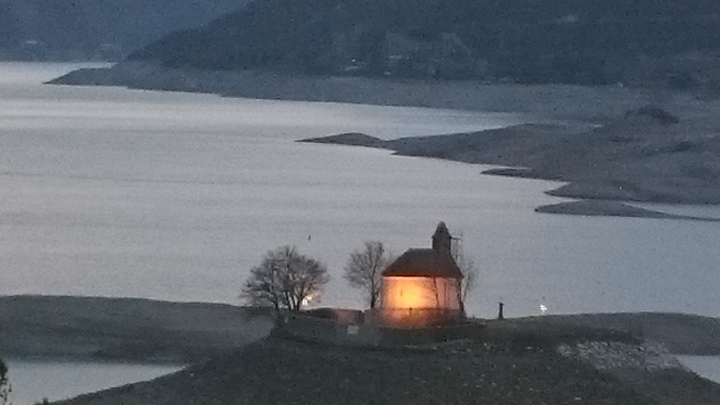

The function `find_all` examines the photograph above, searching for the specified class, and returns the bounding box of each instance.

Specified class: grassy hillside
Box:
[52,333,720,405]
[0,296,272,363]
[54,336,658,405]
[3,296,720,404]
[129,0,720,85]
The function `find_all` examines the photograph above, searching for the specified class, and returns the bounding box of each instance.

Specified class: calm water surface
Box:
[6,359,180,405]
[1,62,720,320]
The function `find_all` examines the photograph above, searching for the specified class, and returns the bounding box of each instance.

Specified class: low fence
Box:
[273,310,484,347]
[273,312,380,346]
[375,308,465,329]
[272,309,640,349]
[378,322,486,346]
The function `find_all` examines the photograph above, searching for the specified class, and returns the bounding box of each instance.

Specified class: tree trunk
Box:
[457,279,466,316]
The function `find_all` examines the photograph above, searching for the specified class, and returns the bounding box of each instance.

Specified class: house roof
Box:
[382,248,463,278]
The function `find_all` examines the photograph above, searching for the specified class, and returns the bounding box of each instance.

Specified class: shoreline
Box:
[2,296,720,361]
[47,62,657,123]
[0,295,273,365]
[48,63,720,219]
[534,200,720,222]
[301,129,720,220]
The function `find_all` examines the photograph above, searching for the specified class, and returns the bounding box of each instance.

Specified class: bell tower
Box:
[431,222,452,256]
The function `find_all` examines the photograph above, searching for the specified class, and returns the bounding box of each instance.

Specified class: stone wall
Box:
[274,312,380,346]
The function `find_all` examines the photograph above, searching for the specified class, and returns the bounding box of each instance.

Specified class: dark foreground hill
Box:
[53,334,720,405]
[3,296,720,404]
[129,0,720,86]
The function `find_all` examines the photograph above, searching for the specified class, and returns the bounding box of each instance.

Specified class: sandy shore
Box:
[49,62,720,218]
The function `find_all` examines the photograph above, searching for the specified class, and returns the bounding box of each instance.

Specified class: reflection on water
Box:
[1,63,720,321]
[6,360,181,405]
[677,356,720,385]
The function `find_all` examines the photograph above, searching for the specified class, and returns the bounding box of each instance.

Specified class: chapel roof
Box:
[382,248,463,278]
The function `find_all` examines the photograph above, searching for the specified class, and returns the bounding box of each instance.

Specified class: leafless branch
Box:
[241,245,329,317]
[344,241,392,309]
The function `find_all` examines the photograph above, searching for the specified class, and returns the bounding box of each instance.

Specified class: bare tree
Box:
[241,246,329,317]
[0,358,9,405]
[344,241,392,309]
[452,237,478,315]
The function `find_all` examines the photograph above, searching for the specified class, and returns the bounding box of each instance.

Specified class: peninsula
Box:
[299,102,720,221]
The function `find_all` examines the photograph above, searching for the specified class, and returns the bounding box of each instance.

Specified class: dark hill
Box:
[129,0,720,85]
[55,336,659,405]
[53,332,720,405]
[0,0,250,60]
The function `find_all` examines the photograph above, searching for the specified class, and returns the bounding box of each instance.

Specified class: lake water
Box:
[2,62,720,320]
[3,61,720,401]
[677,356,720,385]
[5,359,180,405]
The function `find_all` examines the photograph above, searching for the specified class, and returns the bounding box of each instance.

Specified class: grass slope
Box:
[520,313,720,355]
[0,295,272,363]
[54,336,657,405]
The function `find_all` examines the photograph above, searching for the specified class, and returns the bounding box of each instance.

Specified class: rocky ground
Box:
[4,296,720,404]
[490,314,720,356]
[52,334,720,405]
[302,108,720,218]
[364,107,720,207]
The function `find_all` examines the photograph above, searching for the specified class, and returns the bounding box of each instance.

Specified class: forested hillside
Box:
[0,0,250,60]
[129,0,720,85]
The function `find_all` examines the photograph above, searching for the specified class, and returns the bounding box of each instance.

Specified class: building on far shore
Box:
[379,222,465,328]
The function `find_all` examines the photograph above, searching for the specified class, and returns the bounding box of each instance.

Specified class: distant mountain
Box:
[0,0,250,60]
[128,0,720,86]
